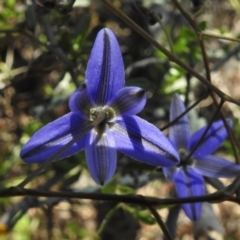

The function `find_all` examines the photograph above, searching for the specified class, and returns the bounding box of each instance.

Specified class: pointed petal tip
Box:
[99,180,105,186]
[98,177,111,186]
[167,151,180,164]
[91,172,114,186]
[159,144,180,166]
[92,176,109,186]
[86,27,124,105]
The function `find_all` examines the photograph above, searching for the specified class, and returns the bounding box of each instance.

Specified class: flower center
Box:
[178,148,194,167]
[89,106,116,122]
[89,106,116,135]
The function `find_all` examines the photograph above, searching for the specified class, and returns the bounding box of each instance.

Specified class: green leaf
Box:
[137,210,156,225]
[116,185,135,194]
[67,222,99,239]
[198,21,207,31]
[101,175,118,194]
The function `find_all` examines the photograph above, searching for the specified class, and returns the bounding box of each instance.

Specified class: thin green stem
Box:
[153,13,174,54]
[97,204,121,235]
[202,32,240,43]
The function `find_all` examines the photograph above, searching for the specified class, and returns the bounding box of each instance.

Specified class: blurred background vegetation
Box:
[0,0,240,239]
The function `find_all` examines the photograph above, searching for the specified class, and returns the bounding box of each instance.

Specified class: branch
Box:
[0,186,239,205]
[100,0,240,106]
[170,0,240,163]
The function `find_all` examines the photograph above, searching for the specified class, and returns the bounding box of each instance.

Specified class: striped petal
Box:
[194,155,240,178]
[173,167,205,221]
[20,112,92,163]
[108,87,146,115]
[169,94,191,151]
[111,115,179,167]
[86,28,124,105]
[69,85,94,117]
[85,126,117,185]
[190,119,232,157]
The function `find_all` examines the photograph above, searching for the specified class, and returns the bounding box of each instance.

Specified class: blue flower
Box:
[163,94,240,220]
[20,28,179,185]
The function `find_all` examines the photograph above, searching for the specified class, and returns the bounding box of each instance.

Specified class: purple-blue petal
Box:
[108,87,146,115]
[169,94,191,151]
[162,166,177,181]
[173,167,205,221]
[20,112,91,163]
[111,115,179,167]
[194,155,240,178]
[190,119,232,157]
[69,89,82,113]
[86,28,124,105]
[69,85,94,117]
[85,126,117,185]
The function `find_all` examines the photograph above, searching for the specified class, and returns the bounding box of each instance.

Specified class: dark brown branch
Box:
[0,186,239,205]
[148,205,173,240]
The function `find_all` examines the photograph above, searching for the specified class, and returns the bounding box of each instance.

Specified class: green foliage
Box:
[198,21,207,31]
[137,209,156,225]
[116,185,135,194]
[0,0,24,29]
[101,175,118,194]
[67,222,99,239]
[12,215,33,240]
